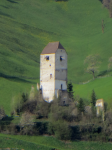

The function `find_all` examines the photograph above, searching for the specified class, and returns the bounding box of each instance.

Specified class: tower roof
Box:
[41,41,65,54]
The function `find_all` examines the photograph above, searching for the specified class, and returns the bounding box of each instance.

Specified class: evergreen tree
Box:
[22,93,28,103]
[91,90,97,117]
[67,82,74,100]
[77,98,85,113]
[91,90,96,106]
[104,102,108,113]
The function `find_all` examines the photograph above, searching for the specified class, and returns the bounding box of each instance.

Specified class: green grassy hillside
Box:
[0,134,112,150]
[0,0,112,113]
[73,76,112,106]
[1,0,112,81]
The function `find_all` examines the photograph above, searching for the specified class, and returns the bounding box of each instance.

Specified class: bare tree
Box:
[109,0,112,17]
[84,54,101,79]
[20,112,34,127]
[103,0,110,8]
[102,20,105,33]
[103,0,112,18]
[0,107,6,120]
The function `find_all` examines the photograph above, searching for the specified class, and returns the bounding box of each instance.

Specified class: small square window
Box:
[63,101,65,105]
[46,56,49,60]
[50,74,52,79]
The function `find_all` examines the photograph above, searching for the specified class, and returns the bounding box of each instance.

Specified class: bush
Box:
[20,112,34,127]
[77,98,85,115]
[21,100,37,114]
[11,93,28,115]
[55,121,71,140]
[48,119,71,140]
[39,101,51,118]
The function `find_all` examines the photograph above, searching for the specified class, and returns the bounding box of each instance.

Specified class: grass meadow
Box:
[0,134,112,150]
[73,76,112,106]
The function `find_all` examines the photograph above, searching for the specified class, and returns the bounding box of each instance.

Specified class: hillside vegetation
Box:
[1,134,112,150]
[0,0,112,113]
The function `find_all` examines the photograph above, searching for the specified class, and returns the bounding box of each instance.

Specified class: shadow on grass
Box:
[97,70,112,77]
[99,0,103,3]
[0,10,13,18]
[22,23,59,36]
[0,72,36,84]
[7,0,18,3]
[0,5,9,9]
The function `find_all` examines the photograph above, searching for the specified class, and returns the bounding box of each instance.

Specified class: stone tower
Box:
[40,41,67,102]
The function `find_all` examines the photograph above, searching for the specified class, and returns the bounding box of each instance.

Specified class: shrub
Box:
[77,98,85,115]
[67,82,74,100]
[49,120,71,140]
[20,112,34,127]
[21,100,37,114]
[11,93,26,115]
[39,101,51,118]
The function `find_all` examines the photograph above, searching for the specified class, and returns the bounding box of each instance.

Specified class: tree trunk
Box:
[92,71,95,79]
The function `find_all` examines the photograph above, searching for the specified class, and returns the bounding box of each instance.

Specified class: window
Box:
[61,84,63,90]
[60,56,62,61]
[50,74,52,79]
[63,101,65,105]
[46,56,49,60]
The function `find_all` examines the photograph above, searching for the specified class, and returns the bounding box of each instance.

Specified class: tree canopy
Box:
[84,54,101,79]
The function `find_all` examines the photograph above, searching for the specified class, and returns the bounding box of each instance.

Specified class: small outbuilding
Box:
[95,99,104,115]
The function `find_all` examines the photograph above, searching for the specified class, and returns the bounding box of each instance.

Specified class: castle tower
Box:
[40,41,67,102]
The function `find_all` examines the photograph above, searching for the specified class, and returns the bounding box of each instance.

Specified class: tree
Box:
[91,90,97,117]
[11,94,23,115]
[103,0,110,8]
[108,56,112,70]
[91,90,97,107]
[104,102,108,113]
[103,0,112,18]
[102,19,105,33]
[99,0,103,3]
[109,0,112,17]
[20,112,34,127]
[67,82,74,100]
[0,107,6,120]
[84,54,101,79]
[11,92,28,115]
[77,98,85,114]
[22,93,28,103]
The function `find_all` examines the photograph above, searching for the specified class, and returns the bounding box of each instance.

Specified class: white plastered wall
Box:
[40,54,55,102]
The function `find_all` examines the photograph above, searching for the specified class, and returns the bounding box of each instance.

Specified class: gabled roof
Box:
[41,41,65,54]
